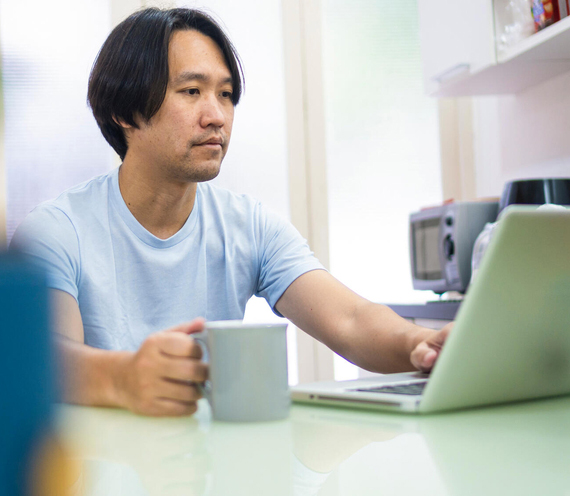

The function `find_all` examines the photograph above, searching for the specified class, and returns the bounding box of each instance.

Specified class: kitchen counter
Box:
[386,301,461,321]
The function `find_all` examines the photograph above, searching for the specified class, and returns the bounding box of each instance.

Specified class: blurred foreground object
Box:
[0,253,74,495]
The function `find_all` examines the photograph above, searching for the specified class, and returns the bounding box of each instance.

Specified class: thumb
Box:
[411,343,438,372]
[165,317,206,335]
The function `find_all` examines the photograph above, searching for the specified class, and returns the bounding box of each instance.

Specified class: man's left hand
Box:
[410,322,453,373]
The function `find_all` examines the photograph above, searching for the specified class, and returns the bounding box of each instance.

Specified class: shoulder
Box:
[47,169,115,214]
[12,202,77,247]
[198,182,259,209]
[11,170,115,250]
[10,195,85,299]
[196,183,300,254]
[199,182,290,218]
[197,182,265,224]
[197,183,295,237]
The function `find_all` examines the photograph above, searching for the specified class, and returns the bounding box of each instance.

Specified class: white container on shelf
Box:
[494,0,536,55]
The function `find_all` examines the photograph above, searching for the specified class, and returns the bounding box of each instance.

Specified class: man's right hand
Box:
[113,319,208,417]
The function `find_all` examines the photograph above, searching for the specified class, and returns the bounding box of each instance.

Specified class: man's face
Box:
[126,29,235,183]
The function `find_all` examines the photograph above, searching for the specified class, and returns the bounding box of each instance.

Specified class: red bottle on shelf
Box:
[531,0,560,30]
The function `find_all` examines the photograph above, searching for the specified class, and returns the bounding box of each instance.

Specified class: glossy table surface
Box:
[57,395,570,496]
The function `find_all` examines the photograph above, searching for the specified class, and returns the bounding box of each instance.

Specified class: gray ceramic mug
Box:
[192,320,290,422]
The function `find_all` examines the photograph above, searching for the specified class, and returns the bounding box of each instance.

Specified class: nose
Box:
[199,95,225,129]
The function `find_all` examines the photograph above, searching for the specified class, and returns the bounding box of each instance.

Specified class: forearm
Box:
[334,301,437,373]
[277,271,440,373]
[55,336,131,408]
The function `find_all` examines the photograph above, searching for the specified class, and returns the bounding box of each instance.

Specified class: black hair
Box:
[87,8,244,160]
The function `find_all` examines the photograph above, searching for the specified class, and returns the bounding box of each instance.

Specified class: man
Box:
[11,8,449,417]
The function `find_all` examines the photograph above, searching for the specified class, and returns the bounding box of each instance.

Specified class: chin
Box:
[185,164,222,183]
[171,152,224,183]
[194,170,221,183]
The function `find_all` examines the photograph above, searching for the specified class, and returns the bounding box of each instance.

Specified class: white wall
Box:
[473,71,570,198]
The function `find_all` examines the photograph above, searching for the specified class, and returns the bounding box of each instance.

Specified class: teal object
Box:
[0,253,53,496]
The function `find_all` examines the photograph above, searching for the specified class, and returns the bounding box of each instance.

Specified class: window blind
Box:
[0,0,116,241]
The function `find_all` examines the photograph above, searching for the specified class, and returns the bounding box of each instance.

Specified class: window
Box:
[0,0,115,241]
[321,0,443,379]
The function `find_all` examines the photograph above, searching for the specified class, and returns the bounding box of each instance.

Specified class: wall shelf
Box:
[499,14,570,62]
[431,16,570,97]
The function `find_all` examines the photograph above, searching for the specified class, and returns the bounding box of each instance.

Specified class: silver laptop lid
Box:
[420,206,570,412]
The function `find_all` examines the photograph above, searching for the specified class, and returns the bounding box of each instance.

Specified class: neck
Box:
[118,158,197,240]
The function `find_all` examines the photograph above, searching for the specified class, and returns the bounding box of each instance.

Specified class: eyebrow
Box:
[172,71,233,86]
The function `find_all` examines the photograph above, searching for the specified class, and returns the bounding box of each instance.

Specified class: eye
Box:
[221,90,233,99]
[186,88,200,95]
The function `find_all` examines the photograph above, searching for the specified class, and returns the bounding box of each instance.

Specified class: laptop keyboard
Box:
[352,381,427,396]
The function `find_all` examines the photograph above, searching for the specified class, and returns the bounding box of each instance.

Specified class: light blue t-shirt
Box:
[11,168,323,351]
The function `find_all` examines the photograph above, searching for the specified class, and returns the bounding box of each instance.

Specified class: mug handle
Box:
[191,331,212,400]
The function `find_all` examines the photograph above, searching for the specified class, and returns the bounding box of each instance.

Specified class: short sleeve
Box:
[9,205,80,301]
[254,204,325,313]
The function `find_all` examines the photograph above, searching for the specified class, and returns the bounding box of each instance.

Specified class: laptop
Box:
[291,206,570,413]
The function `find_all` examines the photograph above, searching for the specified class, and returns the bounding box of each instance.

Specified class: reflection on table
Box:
[57,395,570,496]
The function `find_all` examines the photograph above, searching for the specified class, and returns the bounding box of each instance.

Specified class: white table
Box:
[57,395,570,495]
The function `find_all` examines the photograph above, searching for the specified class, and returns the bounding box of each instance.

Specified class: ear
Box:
[112,115,132,129]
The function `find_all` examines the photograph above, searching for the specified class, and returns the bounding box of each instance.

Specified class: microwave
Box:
[409,201,498,294]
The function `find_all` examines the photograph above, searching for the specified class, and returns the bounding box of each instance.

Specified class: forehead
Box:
[168,29,232,82]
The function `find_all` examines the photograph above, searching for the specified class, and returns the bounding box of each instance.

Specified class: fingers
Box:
[161,356,209,383]
[165,318,206,335]
[439,322,454,341]
[153,399,199,417]
[159,379,202,402]
[122,323,209,417]
[186,317,206,334]
[410,323,454,372]
[156,332,203,359]
[411,342,438,372]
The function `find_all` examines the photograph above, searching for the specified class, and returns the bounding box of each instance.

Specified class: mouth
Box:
[196,137,223,148]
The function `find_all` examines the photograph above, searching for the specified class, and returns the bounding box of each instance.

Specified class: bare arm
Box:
[275,270,449,373]
[51,289,207,416]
